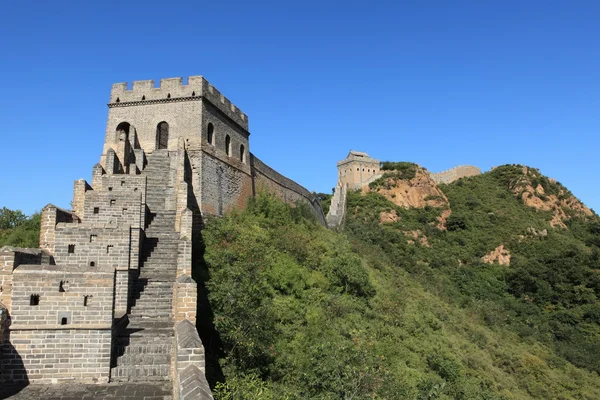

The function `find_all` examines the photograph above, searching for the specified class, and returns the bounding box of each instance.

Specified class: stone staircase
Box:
[112,150,178,383]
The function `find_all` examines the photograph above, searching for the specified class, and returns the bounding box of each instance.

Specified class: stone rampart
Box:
[251,154,327,225]
[173,320,212,399]
[430,165,481,184]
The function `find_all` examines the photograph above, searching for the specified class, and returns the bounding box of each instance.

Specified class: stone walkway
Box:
[0,382,172,400]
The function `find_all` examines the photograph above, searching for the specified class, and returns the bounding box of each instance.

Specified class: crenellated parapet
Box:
[109,76,248,130]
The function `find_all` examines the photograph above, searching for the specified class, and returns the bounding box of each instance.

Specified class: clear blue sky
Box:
[1,1,599,215]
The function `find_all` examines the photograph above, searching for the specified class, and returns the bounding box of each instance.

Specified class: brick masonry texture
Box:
[1,76,326,399]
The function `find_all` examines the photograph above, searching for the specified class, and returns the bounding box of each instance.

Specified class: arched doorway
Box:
[156,121,169,150]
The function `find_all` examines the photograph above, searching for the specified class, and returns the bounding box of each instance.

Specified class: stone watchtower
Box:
[1,76,325,397]
[326,151,382,227]
[336,150,380,190]
[103,76,253,218]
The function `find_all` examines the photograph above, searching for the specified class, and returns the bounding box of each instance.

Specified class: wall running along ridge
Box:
[1,76,326,398]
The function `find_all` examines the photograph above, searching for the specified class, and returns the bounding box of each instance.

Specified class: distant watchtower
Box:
[337,150,380,190]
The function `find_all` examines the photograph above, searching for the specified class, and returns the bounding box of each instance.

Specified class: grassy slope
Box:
[200,170,600,399]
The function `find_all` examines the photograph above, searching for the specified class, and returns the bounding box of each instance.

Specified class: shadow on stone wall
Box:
[0,315,30,398]
[192,234,224,389]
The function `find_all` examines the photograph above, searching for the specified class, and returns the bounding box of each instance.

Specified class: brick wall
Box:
[173,320,212,399]
[430,165,482,184]
[53,225,131,269]
[172,276,197,325]
[251,154,326,225]
[199,152,253,216]
[39,205,78,254]
[2,329,112,384]
[3,265,114,383]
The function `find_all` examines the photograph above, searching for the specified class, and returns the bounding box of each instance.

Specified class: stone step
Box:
[132,297,173,304]
[116,353,171,365]
[116,341,171,354]
[111,365,171,382]
[142,271,177,283]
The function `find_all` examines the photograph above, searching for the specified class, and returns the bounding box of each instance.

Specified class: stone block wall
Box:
[10,265,114,327]
[429,165,482,184]
[2,328,112,384]
[53,225,132,269]
[251,154,326,225]
[39,206,78,253]
[173,276,197,325]
[3,265,114,383]
[0,248,49,313]
[199,152,253,216]
[173,320,212,399]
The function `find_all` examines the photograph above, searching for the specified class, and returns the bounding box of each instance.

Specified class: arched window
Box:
[156,121,169,149]
[240,144,245,163]
[116,122,130,142]
[225,135,231,156]
[207,123,214,145]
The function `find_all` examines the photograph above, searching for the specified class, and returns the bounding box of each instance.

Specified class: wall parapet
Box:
[250,154,326,225]
[429,165,481,184]
[109,76,248,130]
[173,319,213,399]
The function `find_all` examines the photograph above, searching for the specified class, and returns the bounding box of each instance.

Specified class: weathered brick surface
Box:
[39,205,78,254]
[10,265,114,327]
[174,320,212,399]
[53,225,131,269]
[173,276,197,325]
[2,328,112,384]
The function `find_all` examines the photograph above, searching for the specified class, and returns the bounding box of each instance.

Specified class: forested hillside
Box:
[198,165,600,399]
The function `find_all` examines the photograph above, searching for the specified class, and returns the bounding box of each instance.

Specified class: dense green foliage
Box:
[0,208,40,248]
[203,167,600,399]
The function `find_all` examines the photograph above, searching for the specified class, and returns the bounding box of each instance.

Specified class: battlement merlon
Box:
[108,76,249,130]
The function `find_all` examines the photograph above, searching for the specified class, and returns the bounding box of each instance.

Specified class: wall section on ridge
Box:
[251,154,326,225]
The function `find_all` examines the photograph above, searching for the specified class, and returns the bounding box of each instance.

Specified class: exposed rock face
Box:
[481,245,511,266]
[379,210,399,224]
[365,166,449,208]
[509,166,593,229]
[366,166,451,229]
[404,230,430,247]
[519,227,548,241]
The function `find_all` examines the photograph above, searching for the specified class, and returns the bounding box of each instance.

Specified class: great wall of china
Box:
[0,76,482,399]
[0,76,326,399]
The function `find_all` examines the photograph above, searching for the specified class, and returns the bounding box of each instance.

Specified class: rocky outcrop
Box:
[481,245,511,266]
[509,166,593,229]
[404,230,430,247]
[379,210,399,224]
[365,166,449,210]
[366,166,451,229]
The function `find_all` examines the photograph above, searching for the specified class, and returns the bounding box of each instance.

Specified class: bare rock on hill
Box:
[379,210,399,224]
[366,166,452,228]
[508,166,593,229]
[481,245,511,266]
